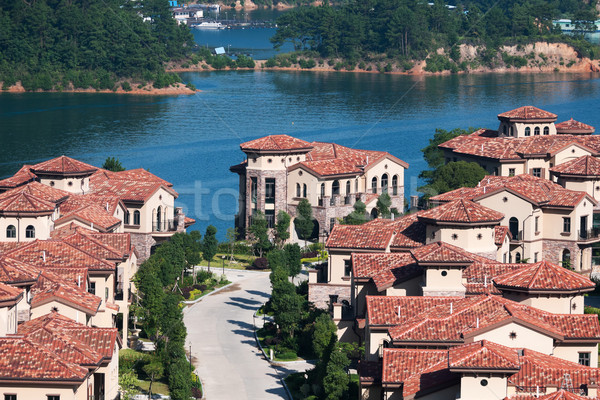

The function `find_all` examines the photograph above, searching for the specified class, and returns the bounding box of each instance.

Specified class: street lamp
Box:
[221,255,226,274]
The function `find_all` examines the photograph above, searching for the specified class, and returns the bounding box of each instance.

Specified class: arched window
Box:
[6,225,16,238]
[296,183,301,197]
[25,225,35,239]
[371,177,378,194]
[515,252,521,263]
[124,211,130,225]
[509,217,519,240]
[320,183,325,198]
[392,175,398,195]
[355,179,358,193]
[156,206,162,232]
[332,180,340,196]
[543,126,549,135]
[346,181,351,195]
[381,174,389,194]
[525,127,531,136]
[562,249,571,268]
[534,127,540,136]
[303,184,307,198]
[133,210,141,225]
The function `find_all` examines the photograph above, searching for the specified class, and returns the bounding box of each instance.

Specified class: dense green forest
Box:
[0,0,194,91]
[270,0,600,68]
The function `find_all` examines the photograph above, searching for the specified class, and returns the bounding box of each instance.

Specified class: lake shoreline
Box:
[1,81,199,96]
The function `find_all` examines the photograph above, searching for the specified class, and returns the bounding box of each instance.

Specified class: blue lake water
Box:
[1,23,600,238]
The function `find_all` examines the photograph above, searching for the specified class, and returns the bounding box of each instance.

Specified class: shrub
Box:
[277,351,298,361]
[301,251,319,259]
[121,81,132,91]
[253,257,269,269]
[265,58,277,68]
[181,287,192,299]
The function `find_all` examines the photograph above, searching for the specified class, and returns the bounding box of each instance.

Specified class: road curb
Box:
[181,282,234,309]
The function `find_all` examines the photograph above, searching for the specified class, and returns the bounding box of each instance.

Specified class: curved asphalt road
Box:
[183,269,313,400]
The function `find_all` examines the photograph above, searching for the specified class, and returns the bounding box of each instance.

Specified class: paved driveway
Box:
[183,269,312,400]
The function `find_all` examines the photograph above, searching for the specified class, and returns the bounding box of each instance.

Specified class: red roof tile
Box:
[31,156,97,176]
[0,336,89,382]
[6,181,70,204]
[387,295,600,343]
[366,296,461,326]
[0,256,40,285]
[0,191,55,215]
[498,106,557,121]
[61,232,124,261]
[493,261,595,293]
[55,203,121,232]
[411,241,486,265]
[31,270,101,315]
[240,135,313,152]
[352,253,420,292]
[418,199,504,225]
[550,155,600,177]
[556,118,595,134]
[90,172,177,202]
[326,224,395,250]
[495,225,511,246]
[463,261,524,295]
[0,165,36,190]
[510,390,592,400]
[0,281,23,304]
[448,340,520,371]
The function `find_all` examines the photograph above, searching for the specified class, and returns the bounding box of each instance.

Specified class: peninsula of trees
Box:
[269,0,600,73]
[0,0,194,92]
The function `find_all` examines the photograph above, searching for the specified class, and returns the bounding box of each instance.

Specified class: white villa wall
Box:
[471,322,553,354]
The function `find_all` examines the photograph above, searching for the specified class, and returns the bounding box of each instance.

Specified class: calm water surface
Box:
[1,25,600,237]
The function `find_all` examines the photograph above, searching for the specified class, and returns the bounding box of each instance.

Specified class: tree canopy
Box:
[0,0,194,90]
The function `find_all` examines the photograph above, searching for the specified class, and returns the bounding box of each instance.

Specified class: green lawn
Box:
[196,253,254,270]
[137,378,170,396]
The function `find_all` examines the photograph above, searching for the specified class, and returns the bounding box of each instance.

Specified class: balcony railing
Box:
[153,219,177,232]
[579,228,600,240]
[510,230,523,241]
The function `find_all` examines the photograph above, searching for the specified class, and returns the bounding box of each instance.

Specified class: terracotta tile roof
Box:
[358,360,382,384]
[381,347,456,396]
[86,232,134,258]
[498,106,557,121]
[61,193,123,216]
[493,261,596,293]
[108,168,173,187]
[366,296,460,326]
[240,134,313,152]
[411,241,487,265]
[463,261,524,295]
[418,199,504,224]
[0,256,40,285]
[90,172,177,202]
[556,118,595,134]
[295,159,361,176]
[326,224,394,250]
[432,174,592,208]
[550,155,600,177]
[510,390,593,400]
[7,240,116,272]
[388,213,427,249]
[0,336,89,382]
[352,253,421,292]
[0,190,55,215]
[0,281,23,304]
[5,181,70,204]
[184,216,196,227]
[31,270,101,315]
[0,165,36,190]
[55,203,121,232]
[509,348,600,392]
[31,156,97,176]
[20,312,118,362]
[448,340,520,371]
[61,232,124,261]
[387,295,600,343]
[495,225,511,246]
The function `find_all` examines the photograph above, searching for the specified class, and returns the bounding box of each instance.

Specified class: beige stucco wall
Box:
[459,375,508,399]
[502,291,585,314]
[123,187,175,234]
[552,343,598,367]
[471,322,553,354]
[364,157,405,195]
[560,178,600,202]
[427,225,498,257]
[0,214,54,241]
[365,329,389,361]
[0,304,17,336]
[553,145,593,166]
[0,383,87,400]
[422,267,465,296]
[246,153,306,171]
[386,277,423,297]
[385,384,460,400]
[498,121,556,138]
[287,168,319,204]
[31,300,91,325]
[328,251,354,285]
[499,162,526,177]
[39,176,90,194]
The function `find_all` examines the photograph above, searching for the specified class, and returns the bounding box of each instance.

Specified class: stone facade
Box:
[130,232,156,263]
[542,239,582,270]
[243,169,287,235]
[308,283,351,310]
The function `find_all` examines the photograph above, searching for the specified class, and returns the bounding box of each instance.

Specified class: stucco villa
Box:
[230,134,408,239]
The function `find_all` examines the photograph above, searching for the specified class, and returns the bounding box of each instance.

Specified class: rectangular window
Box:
[534,252,539,263]
[509,168,515,177]
[330,218,336,230]
[88,282,96,295]
[250,177,257,204]
[563,217,571,233]
[532,168,541,178]
[105,287,109,301]
[535,216,539,233]
[503,253,507,263]
[579,352,591,366]
[265,178,275,204]
[265,209,275,228]
[5,395,16,400]
[344,259,352,277]
[47,396,60,400]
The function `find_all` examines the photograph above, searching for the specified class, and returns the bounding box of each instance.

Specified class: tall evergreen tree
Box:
[202,225,218,272]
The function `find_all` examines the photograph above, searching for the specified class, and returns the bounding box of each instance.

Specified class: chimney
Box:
[450,302,453,314]
[106,202,109,211]
[366,156,369,165]
[77,275,81,287]
[484,276,487,287]
[476,317,480,328]
[410,195,419,210]
[91,222,94,231]
[397,306,401,319]
[42,251,46,263]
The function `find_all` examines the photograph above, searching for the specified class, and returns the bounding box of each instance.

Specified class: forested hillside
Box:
[0,0,194,91]
[270,0,600,71]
